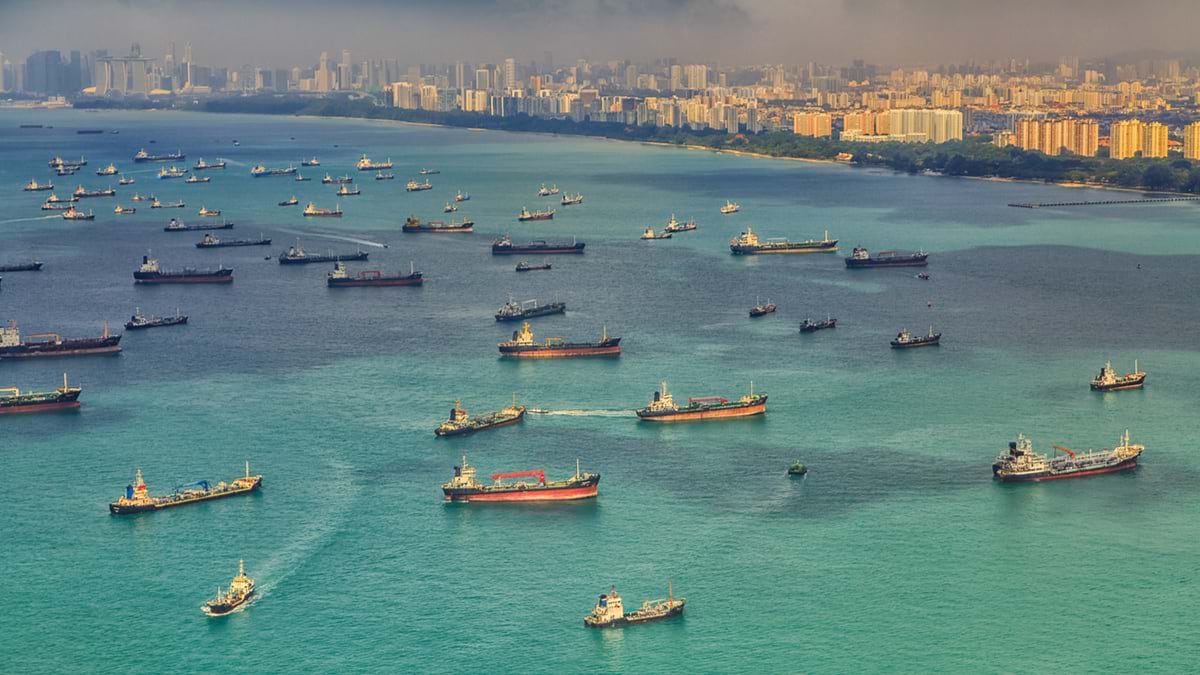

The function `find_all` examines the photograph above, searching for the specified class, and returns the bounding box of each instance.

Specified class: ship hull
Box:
[492,245,585,255]
[499,342,621,358]
[1091,376,1146,391]
[328,276,422,287]
[496,306,566,322]
[891,338,940,348]
[402,226,473,233]
[280,253,367,265]
[846,256,929,268]
[994,456,1139,482]
[165,224,234,231]
[637,397,767,422]
[125,317,188,329]
[135,270,233,284]
[731,243,837,254]
[443,477,599,502]
[196,241,270,248]
[585,603,685,628]
[0,337,122,359]
[0,263,43,272]
[435,411,525,437]
[109,477,262,515]
[203,589,255,617]
[0,399,81,415]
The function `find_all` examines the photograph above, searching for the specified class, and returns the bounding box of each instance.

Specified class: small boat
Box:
[201,560,255,617]
[749,299,776,317]
[375,171,395,181]
[321,174,353,185]
[561,193,584,206]
[455,191,470,202]
[302,203,343,218]
[799,317,837,333]
[294,173,311,182]
[406,179,433,192]
[515,260,552,272]
[95,163,118,176]
[151,198,186,209]
[891,326,941,349]
[584,582,685,628]
[788,461,808,476]
[114,205,136,215]
[336,184,361,196]
[300,157,320,167]
[917,272,930,280]
[62,207,95,221]
[641,227,671,240]
[419,168,440,175]
[118,176,135,185]
[125,307,188,330]
[720,200,740,214]
[184,175,211,184]
[664,214,697,233]
[197,206,221,217]
[518,206,554,221]
[130,193,147,202]
[279,196,299,207]
[193,158,226,171]
[444,202,458,213]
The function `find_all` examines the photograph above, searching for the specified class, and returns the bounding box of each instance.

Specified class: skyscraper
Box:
[503,58,517,90]
[317,51,331,92]
[1185,122,1200,160]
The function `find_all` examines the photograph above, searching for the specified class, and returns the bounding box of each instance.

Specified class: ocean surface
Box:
[2,109,1198,673]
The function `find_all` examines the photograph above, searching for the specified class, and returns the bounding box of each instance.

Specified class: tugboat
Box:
[663,214,697,233]
[300,157,320,167]
[197,206,222,217]
[498,322,620,358]
[891,327,940,348]
[641,227,672,240]
[151,198,186,209]
[201,560,256,617]
[492,235,583,255]
[133,255,233,284]
[336,184,361,196]
[184,175,210,184]
[442,456,599,502]
[326,261,422,287]
[118,176,135,185]
[356,154,393,171]
[443,202,458,213]
[635,381,767,422]
[434,396,526,437]
[992,431,1143,482]
[278,243,367,265]
[302,202,343,218]
[250,164,297,177]
[0,260,43,273]
[799,317,837,333]
[375,171,395,181]
[0,373,81,414]
[787,461,808,476]
[164,218,234,232]
[279,196,299,207]
[23,178,53,192]
[517,206,554,221]
[1090,361,1146,392]
[730,227,837,254]
[749,299,776,317]
[322,174,353,185]
[157,165,188,179]
[845,247,929,268]
[515,260,552,272]
[96,163,118,176]
[113,205,137,215]
[406,179,433,192]
[125,308,188,330]
[133,148,185,163]
[193,158,226,171]
[61,206,95,221]
[720,200,740,214]
[419,168,440,175]
[0,320,122,359]
[109,462,262,515]
[455,191,470,202]
[196,233,271,248]
[561,193,584,206]
[402,216,473,233]
[495,296,566,321]
[584,582,685,628]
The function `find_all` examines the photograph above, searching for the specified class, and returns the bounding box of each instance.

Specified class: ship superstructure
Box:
[442,457,599,502]
[992,432,1143,482]
[635,381,767,422]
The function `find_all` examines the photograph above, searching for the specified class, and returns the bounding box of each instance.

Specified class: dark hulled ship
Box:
[402,216,474,233]
[109,462,262,515]
[125,308,188,330]
[202,560,256,617]
[800,317,837,333]
[0,373,81,414]
[492,235,584,255]
[165,218,233,232]
[845,247,929,268]
[635,381,767,422]
[0,320,121,359]
[0,260,43,273]
[498,322,620,358]
[434,398,526,437]
[1090,361,1146,392]
[133,148,185,163]
[729,227,838,254]
[326,261,422,287]
[891,327,940,348]
[495,296,566,321]
[134,255,233,284]
[584,583,685,628]
[442,456,599,502]
[992,431,1143,482]
[196,233,271,248]
[278,244,368,265]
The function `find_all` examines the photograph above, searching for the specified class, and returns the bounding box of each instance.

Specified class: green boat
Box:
[787,461,807,476]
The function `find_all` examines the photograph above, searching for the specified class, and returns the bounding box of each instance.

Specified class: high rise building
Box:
[475,67,491,92]
[886,109,963,143]
[504,58,517,90]
[1109,119,1166,159]
[793,111,832,137]
[669,65,683,91]
[625,64,637,90]
[1142,122,1168,158]
[1185,122,1200,160]
[454,61,466,91]
[316,51,331,92]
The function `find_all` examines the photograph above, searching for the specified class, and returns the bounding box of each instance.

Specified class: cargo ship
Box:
[845,247,929,268]
[74,185,116,198]
[561,193,584,206]
[444,202,458,213]
[336,184,361,196]
[198,206,222,217]
[196,233,271,248]
[96,163,118,176]
[537,184,561,197]
[279,243,368,265]
[992,431,1143,482]
[516,261,552,272]
[151,198,186,209]
[165,218,233,232]
[498,322,620,358]
[133,149,185,163]
[356,154,393,171]
[301,157,320,167]
[322,174,353,185]
[61,207,95,220]
[517,206,554,221]
[134,255,233,284]
[23,178,53,191]
[250,164,296,177]
[1090,360,1146,392]
[434,397,526,437]
[729,227,837,254]
[584,583,685,628]
[0,320,121,359]
[327,261,422,287]
[49,155,87,168]
[663,214,696,233]
[157,165,188,179]
[44,192,75,203]
[749,299,776,317]
[406,179,433,192]
[0,373,81,414]
[0,260,43,273]
[492,235,584,255]
[193,158,226,170]
[302,202,343,218]
[118,176,135,185]
[109,462,262,515]
[495,296,566,322]
[419,168,439,175]
[891,327,940,348]
[184,175,210,184]
[125,308,188,329]
[279,197,299,207]
[635,381,766,422]
[202,560,255,617]
[402,216,474,233]
[442,456,599,502]
[455,191,470,202]
[42,201,74,211]
[720,200,740,214]
[114,205,136,214]
[800,317,837,333]
[641,227,672,240]
[376,172,395,181]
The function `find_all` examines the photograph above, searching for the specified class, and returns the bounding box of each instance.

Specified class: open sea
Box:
[2,109,1198,673]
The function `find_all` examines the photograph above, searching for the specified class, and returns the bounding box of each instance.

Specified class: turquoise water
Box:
[3,110,1199,673]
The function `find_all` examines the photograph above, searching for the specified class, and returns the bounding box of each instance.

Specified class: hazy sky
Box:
[1,0,1198,67]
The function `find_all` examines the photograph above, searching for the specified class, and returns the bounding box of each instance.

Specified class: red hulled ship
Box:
[498,322,620,358]
[442,456,599,502]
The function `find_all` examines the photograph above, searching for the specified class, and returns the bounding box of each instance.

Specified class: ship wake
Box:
[277,228,388,249]
[527,408,632,417]
[0,215,61,224]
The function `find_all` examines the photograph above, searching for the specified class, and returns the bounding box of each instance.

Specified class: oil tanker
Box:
[492,235,585,255]
[0,373,81,414]
[442,456,599,502]
[498,322,620,358]
[845,247,929,268]
[635,380,766,421]
[278,244,368,265]
[109,462,262,515]
[134,255,233,284]
[133,149,185,163]
[327,261,422,287]
[0,320,121,359]
[1090,360,1146,392]
[729,227,838,254]
[165,218,234,232]
[435,398,526,437]
[992,431,1143,482]
[402,216,474,233]
[0,260,42,273]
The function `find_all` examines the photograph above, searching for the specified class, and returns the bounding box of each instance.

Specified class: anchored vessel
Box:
[301,157,320,167]
[584,583,685,628]
[357,154,393,171]
[788,461,808,476]
[1091,360,1146,392]
[302,202,343,218]
[455,191,470,202]
[250,164,297,177]
[495,296,566,322]
[635,381,767,422]
[165,218,233,231]
[406,179,433,192]
[992,431,1143,482]
[498,322,620,358]
[198,206,222,217]
[419,168,439,175]
[516,261,552,272]
[0,320,121,359]
[134,148,185,162]
[435,397,526,437]
[74,185,116,198]
[444,202,458,213]
[0,373,81,415]
[125,308,188,330]
[376,172,395,181]
[845,247,929,268]
[61,207,95,220]
[327,261,422,287]
[730,227,838,254]
[663,214,696,233]
[641,227,672,240]
[193,158,226,170]
[537,183,560,196]
[134,255,233,284]
[24,178,54,191]
[0,260,43,273]
[492,235,584,255]
[800,317,837,333]
[517,206,555,221]
[49,155,87,168]
[402,216,474,233]
[749,299,777,317]
[279,197,299,207]
[114,205,136,214]
[196,233,270,248]
[561,193,584,206]
[109,462,263,515]
[720,200,740,214]
[151,198,186,209]
[118,176,135,185]
[442,457,599,502]
[202,560,256,617]
[96,163,118,176]
[157,165,188,179]
[279,244,368,265]
[337,184,361,196]
[322,174,353,185]
[891,327,940,348]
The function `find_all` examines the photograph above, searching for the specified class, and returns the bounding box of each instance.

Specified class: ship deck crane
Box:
[1051,444,1076,459]
[491,470,545,484]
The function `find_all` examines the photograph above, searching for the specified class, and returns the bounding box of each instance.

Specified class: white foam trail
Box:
[527,409,633,417]
[0,215,61,224]
[276,228,388,249]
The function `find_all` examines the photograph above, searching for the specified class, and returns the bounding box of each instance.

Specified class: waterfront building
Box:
[793,111,832,137]
[1184,121,1200,160]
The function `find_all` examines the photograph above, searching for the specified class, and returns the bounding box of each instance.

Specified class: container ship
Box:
[250,164,297,177]
[1090,360,1146,392]
[196,233,271,248]
[442,457,599,502]
[302,202,343,218]
[992,431,1143,482]
[492,235,584,255]
[0,320,121,359]
[327,261,422,287]
[498,322,620,358]
[891,327,940,348]
[517,206,554,221]
[134,149,185,162]
[165,218,233,232]
[109,462,262,515]
[845,247,929,268]
[134,255,233,284]
[434,397,526,437]
[356,154,393,171]
[125,308,188,329]
[635,381,766,422]
[402,216,474,233]
[0,260,43,273]
[495,296,566,321]
[730,227,838,254]
[202,560,255,617]
[279,244,368,265]
[0,373,81,414]
[584,583,685,628]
